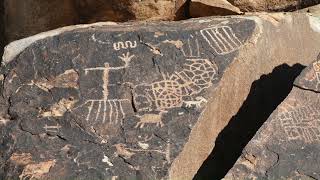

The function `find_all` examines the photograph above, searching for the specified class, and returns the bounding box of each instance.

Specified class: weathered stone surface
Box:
[4,0,79,43]
[190,0,243,17]
[1,13,320,179]
[3,0,186,43]
[224,56,320,179]
[230,0,319,12]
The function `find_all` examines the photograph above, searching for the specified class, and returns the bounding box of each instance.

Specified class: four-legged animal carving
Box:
[184,96,208,108]
[134,111,167,128]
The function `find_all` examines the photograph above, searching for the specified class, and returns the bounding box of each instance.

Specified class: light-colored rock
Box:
[231,0,318,12]
[190,0,243,17]
[298,4,320,16]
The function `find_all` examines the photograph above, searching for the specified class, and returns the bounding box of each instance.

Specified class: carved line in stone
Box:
[79,55,137,124]
[81,99,129,125]
[134,58,218,112]
[200,26,243,55]
[91,34,110,45]
[135,111,167,128]
[114,141,171,162]
[278,104,320,143]
[113,41,137,51]
[43,124,62,133]
[181,37,201,58]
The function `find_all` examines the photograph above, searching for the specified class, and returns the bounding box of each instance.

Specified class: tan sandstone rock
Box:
[3,0,186,43]
[190,0,243,17]
[231,0,319,12]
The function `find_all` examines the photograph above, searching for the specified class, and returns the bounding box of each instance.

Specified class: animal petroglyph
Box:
[200,26,243,55]
[113,143,170,162]
[279,103,320,143]
[134,58,218,111]
[134,111,166,128]
[113,41,137,51]
[184,96,208,108]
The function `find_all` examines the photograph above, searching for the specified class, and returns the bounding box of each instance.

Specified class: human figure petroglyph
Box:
[78,60,135,125]
[134,111,167,128]
[200,26,243,55]
[118,52,135,68]
[113,41,137,51]
[278,103,320,143]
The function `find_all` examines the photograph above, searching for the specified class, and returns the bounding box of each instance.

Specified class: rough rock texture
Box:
[231,0,320,12]
[190,0,320,17]
[4,0,79,43]
[3,0,186,43]
[224,55,320,180]
[1,13,320,179]
[190,0,243,17]
[298,4,320,16]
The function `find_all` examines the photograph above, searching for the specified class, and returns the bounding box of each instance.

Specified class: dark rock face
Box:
[0,18,255,179]
[224,55,320,179]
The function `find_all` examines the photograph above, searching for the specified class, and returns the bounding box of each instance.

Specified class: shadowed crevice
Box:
[193,63,306,180]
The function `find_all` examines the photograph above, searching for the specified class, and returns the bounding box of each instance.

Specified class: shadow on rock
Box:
[193,63,306,180]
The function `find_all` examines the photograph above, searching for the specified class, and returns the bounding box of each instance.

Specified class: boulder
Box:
[3,0,186,43]
[1,13,320,179]
[231,0,319,12]
[4,0,79,42]
[224,55,320,179]
[190,0,243,17]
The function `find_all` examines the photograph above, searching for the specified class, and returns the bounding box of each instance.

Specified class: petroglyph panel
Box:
[225,57,320,180]
[0,18,255,179]
[278,103,320,143]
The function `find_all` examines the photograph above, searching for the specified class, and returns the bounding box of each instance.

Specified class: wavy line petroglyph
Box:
[200,26,243,55]
[113,41,137,51]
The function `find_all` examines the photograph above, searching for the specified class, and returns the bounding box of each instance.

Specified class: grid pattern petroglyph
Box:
[137,58,218,111]
[279,104,320,143]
